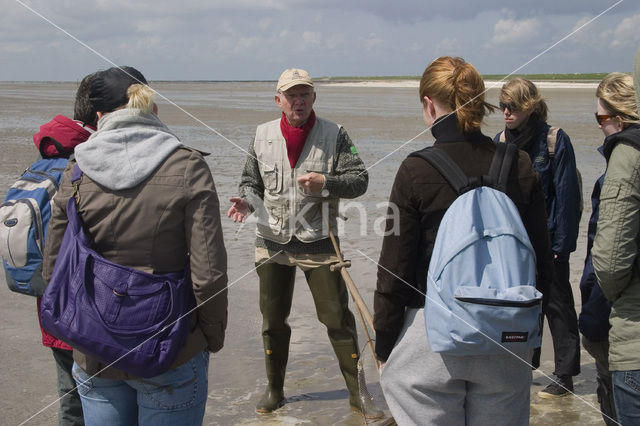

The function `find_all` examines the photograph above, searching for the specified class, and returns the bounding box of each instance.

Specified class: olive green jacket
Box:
[593,128,640,371]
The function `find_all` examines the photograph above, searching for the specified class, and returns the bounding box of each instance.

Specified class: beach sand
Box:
[0,81,609,425]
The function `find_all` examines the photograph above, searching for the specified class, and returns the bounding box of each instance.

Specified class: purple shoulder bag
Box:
[40,165,195,378]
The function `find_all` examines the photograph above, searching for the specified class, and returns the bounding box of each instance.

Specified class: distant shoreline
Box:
[315,72,609,89]
[322,80,599,89]
[0,78,602,90]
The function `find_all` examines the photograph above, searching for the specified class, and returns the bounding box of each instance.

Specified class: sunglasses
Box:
[499,101,518,112]
[595,113,615,126]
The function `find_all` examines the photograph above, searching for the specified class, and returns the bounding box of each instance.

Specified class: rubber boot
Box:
[255,262,295,413]
[305,265,384,420]
[255,345,287,413]
[334,342,384,420]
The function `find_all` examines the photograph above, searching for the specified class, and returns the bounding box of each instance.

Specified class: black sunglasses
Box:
[499,101,518,112]
[595,113,614,126]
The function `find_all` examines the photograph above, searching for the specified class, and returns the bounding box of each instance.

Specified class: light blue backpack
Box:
[409,143,543,355]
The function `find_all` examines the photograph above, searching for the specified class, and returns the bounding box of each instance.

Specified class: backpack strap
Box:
[408,147,470,195]
[547,126,559,157]
[71,164,83,183]
[487,142,517,192]
[71,164,83,204]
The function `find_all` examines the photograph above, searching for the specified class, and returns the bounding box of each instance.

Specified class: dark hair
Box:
[89,66,148,113]
[73,72,98,127]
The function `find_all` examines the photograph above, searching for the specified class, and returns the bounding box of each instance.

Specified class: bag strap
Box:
[547,126,559,157]
[408,147,470,195]
[38,137,73,159]
[409,143,516,195]
[71,164,83,204]
[487,142,517,192]
[71,164,83,183]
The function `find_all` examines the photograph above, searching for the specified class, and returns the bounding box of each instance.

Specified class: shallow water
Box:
[0,81,609,425]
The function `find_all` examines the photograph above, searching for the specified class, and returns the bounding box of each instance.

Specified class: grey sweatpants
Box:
[381,308,533,426]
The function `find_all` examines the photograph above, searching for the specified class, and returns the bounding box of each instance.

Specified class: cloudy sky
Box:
[1,0,638,81]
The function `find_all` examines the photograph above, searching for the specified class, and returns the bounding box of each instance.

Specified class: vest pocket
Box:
[262,164,282,193]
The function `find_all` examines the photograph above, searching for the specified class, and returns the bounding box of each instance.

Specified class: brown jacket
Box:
[373,115,553,361]
[42,146,228,379]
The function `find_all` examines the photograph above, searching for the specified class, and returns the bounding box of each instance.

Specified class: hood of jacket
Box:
[74,108,182,190]
[33,115,96,158]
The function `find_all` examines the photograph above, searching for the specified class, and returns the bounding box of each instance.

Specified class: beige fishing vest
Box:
[253,117,340,244]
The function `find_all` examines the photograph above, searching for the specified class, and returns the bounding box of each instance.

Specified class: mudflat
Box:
[1,81,608,425]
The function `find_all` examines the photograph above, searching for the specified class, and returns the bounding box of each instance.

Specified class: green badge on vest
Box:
[350,146,358,155]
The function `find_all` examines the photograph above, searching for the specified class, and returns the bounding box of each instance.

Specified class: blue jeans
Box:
[612,369,640,426]
[72,351,209,426]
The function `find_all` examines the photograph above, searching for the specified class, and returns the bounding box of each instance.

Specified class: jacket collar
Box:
[603,124,640,160]
[430,113,492,145]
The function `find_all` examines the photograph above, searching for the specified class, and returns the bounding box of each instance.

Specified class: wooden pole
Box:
[325,223,379,369]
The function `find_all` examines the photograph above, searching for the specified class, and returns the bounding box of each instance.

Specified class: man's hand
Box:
[297,172,326,195]
[227,197,250,222]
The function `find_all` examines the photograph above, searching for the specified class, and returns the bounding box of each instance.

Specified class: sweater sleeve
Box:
[374,161,422,361]
[323,127,369,199]
[593,144,640,301]
[238,139,265,212]
[550,129,581,255]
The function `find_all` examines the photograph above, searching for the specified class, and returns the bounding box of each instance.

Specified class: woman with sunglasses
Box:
[591,70,640,426]
[494,78,582,398]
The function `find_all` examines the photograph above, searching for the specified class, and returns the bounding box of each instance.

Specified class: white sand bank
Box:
[323,80,599,89]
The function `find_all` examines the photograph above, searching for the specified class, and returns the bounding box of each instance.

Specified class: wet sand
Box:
[0,81,610,425]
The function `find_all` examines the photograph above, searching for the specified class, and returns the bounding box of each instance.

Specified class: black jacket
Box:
[374,115,554,361]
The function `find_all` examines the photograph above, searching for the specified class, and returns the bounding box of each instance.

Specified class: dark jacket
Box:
[374,115,553,361]
[42,110,228,379]
[578,147,611,342]
[494,121,581,258]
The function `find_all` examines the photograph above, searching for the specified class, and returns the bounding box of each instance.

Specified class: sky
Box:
[1,0,639,81]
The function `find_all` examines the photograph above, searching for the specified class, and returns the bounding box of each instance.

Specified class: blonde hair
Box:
[126,83,155,113]
[499,78,548,122]
[419,56,494,133]
[596,72,639,124]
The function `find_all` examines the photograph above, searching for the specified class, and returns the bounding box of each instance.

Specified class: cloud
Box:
[359,33,384,51]
[1,0,637,80]
[436,37,460,53]
[489,17,541,46]
[302,31,321,45]
[609,13,640,48]
[303,0,631,24]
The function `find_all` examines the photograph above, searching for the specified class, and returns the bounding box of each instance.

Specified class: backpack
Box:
[1,157,68,296]
[499,127,584,221]
[409,143,543,355]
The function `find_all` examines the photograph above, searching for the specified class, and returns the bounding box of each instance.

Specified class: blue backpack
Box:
[1,157,68,296]
[409,143,543,355]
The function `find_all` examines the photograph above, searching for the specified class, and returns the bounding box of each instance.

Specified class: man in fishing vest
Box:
[228,68,381,418]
